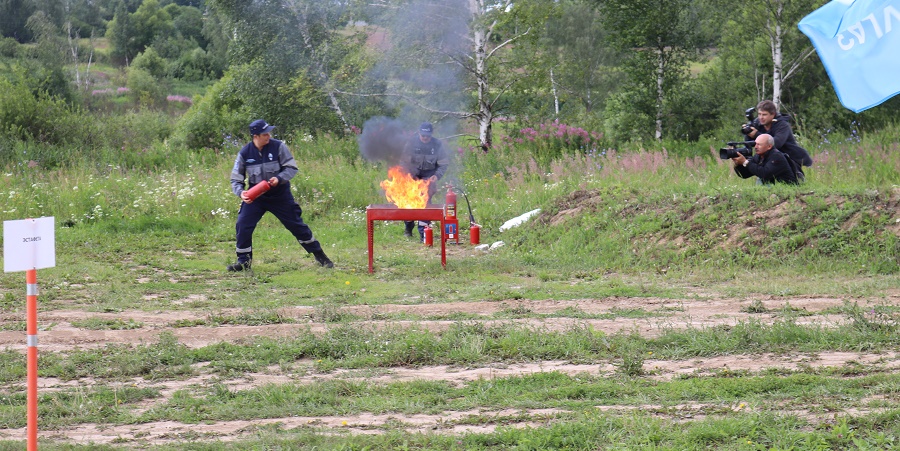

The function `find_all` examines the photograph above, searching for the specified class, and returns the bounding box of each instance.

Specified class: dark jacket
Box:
[745,114,813,167]
[402,134,449,180]
[734,148,798,185]
[230,138,299,197]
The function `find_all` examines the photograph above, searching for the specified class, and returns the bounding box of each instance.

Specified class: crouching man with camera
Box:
[733,134,799,185]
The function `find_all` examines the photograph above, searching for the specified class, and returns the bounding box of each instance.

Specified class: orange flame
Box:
[380,166,432,208]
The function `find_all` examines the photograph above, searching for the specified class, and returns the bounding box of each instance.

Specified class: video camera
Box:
[719,140,756,160]
[740,107,757,135]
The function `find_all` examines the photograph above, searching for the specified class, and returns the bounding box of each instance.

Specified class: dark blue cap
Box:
[419,122,433,136]
[249,119,275,136]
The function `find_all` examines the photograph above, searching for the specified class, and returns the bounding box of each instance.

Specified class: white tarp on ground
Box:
[499,209,541,232]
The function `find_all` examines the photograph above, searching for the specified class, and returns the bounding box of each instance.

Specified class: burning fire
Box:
[380,165,432,208]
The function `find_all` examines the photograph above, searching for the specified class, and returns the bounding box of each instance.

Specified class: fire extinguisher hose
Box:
[462,192,476,225]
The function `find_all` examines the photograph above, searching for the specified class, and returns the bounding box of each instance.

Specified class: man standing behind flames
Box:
[743,100,812,178]
[228,119,333,271]
[402,122,449,241]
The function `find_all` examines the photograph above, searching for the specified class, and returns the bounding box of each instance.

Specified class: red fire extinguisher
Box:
[470,223,481,245]
[444,187,459,244]
[424,225,433,247]
[462,191,480,245]
[244,180,271,202]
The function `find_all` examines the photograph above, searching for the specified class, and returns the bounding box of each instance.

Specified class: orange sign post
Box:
[4,217,56,450]
[26,268,38,451]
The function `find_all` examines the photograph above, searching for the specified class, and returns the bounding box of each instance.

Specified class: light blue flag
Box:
[798,0,900,112]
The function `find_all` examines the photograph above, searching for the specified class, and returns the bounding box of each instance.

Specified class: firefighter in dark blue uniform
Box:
[402,122,449,241]
[228,119,333,271]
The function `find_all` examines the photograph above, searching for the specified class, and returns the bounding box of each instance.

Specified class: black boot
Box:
[313,250,334,268]
[227,260,251,272]
[403,221,415,238]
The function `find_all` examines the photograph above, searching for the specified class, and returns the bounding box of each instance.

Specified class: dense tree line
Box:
[2,0,899,151]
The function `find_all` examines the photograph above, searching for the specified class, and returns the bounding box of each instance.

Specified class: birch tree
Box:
[66,20,94,91]
[467,0,537,150]
[595,0,700,141]
[540,0,624,118]
[741,0,822,108]
[364,0,551,151]
[202,0,370,134]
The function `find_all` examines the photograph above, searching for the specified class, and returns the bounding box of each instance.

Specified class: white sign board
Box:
[3,217,56,272]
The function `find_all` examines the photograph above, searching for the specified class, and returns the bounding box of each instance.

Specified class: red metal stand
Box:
[367,204,446,273]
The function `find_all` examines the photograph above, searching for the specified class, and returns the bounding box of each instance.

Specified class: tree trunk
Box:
[471,0,493,151]
[550,68,560,118]
[770,1,784,109]
[655,46,664,141]
[67,22,94,91]
[585,82,593,113]
[475,27,492,151]
[328,91,350,130]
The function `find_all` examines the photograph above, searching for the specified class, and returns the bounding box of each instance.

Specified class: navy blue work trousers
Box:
[235,187,321,261]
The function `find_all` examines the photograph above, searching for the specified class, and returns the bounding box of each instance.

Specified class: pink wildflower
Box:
[166,95,193,104]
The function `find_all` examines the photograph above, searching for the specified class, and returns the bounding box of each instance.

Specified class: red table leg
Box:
[367,217,374,273]
[366,204,448,273]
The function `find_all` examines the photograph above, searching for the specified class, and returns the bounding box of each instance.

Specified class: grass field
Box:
[0,126,899,449]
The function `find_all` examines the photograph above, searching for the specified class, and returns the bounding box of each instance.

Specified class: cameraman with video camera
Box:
[742,100,812,177]
[732,133,798,185]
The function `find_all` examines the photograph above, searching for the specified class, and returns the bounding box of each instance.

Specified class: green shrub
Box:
[0,75,174,167]
[603,90,655,143]
[169,47,215,81]
[0,74,95,150]
[132,47,167,79]
[97,110,176,152]
[170,71,246,150]
[172,62,349,152]
[126,67,166,107]
[0,37,17,58]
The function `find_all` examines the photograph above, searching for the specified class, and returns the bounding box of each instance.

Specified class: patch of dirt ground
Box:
[0,295,869,351]
[1,293,898,446]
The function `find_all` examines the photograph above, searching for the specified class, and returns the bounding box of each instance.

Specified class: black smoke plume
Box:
[357,116,412,166]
